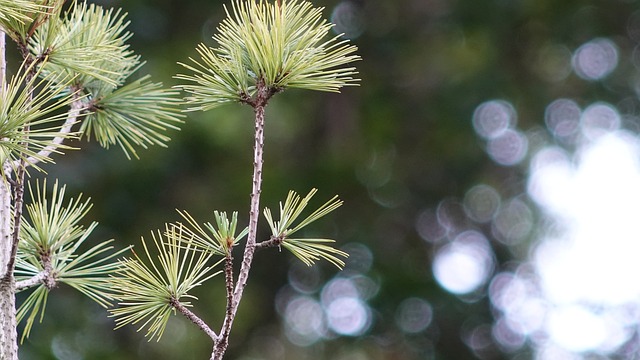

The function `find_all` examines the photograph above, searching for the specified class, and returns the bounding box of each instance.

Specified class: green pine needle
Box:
[28,2,140,88]
[81,75,184,159]
[0,0,51,42]
[176,0,361,111]
[15,179,128,342]
[282,237,347,269]
[109,224,221,341]
[25,2,184,159]
[18,180,92,256]
[0,60,81,174]
[263,189,347,268]
[174,210,249,254]
[15,286,48,341]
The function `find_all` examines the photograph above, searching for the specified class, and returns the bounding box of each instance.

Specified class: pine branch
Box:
[212,76,275,360]
[4,43,36,279]
[18,86,84,169]
[254,234,285,249]
[175,0,360,111]
[217,252,235,357]
[170,296,218,341]
[14,271,49,291]
[109,225,221,342]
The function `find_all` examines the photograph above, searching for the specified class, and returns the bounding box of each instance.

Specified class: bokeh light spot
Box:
[489,271,546,336]
[288,262,322,294]
[395,297,433,333]
[436,198,467,235]
[545,99,581,139]
[463,324,494,355]
[572,38,618,80]
[326,297,371,336]
[492,197,533,245]
[51,335,81,360]
[492,317,526,351]
[321,278,360,306]
[486,129,529,166]
[283,296,326,346]
[463,184,501,223]
[472,100,516,140]
[340,243,374,274]
[580,102,621,140]
[433,231,494,295]
[416,209,447,243]
[331,1,365,39]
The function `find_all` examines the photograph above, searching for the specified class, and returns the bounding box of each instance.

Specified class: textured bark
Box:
[0,29,18,360]
[0,184,18,360]
[0,276,17,360]
[0,167,11,280]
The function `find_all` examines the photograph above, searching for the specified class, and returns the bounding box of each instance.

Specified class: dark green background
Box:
[10,0,640,359]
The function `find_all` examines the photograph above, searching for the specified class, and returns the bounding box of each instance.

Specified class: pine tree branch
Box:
[4,39,38,279]
[14,266,56,291]
[0,28,10,278]
[15,243,60,293]
[212,77,274,360]
[18,87,84,169]
[0,28,18,360]
[217,252,234,353]
[170,296,217,341]
[5,147,25,280]
[254,234,285,249]
[14,273,46,291]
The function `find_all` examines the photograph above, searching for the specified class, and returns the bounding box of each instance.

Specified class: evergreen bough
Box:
[0,1,359,359]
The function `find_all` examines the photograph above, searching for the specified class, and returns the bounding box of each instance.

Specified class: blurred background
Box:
[11,0,640,359]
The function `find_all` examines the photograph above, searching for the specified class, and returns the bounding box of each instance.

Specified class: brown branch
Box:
[215,251,235,356]
[170,297,218,341]
[5,160,25,279]
[212,77,278,360]
[254,234,286,249]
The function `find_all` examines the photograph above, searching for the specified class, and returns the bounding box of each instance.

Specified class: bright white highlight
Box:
[433,231,493,294]
[525,127,640,354]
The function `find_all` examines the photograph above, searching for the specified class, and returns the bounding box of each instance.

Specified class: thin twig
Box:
[14,246,58,292]
[14,271,48,291]
[254,234,285,249]
[170,297,218,341]
[5,153,25,279]
[215,251,235,354]
[18,87,85,169]
[15,274,46,291]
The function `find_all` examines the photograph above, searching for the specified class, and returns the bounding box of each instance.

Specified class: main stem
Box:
[212,82,270,360]
[0,28,18,360]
